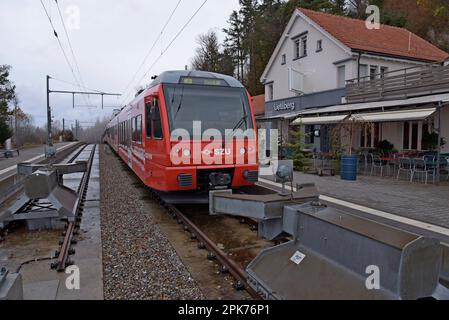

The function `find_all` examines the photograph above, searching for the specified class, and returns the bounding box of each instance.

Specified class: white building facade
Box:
[258,8,449,155]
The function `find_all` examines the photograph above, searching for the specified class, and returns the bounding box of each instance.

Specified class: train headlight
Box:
[239,147,246,155]
[183,149,191,157]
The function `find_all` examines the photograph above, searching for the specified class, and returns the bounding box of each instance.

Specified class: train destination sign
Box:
[179,76,229,87]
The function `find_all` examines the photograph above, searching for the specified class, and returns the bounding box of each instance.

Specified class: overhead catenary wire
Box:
[54,0,92,106]
[50,77,104,93]
[120,0,183,104]
[120,0,209,105]
[39,0,92,108]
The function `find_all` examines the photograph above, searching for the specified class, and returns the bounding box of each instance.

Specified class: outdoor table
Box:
[380,157,400,162]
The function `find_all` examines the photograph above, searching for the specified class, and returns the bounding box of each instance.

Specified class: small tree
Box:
[288,123,311,171]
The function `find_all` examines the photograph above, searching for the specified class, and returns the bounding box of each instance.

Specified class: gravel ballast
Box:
[100,145,204,300]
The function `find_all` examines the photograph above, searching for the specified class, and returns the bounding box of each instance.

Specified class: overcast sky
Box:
[0,0,240,128]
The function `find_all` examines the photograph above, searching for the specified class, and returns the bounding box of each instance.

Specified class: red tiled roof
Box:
[251,94,265,116]
[298,8,449,63]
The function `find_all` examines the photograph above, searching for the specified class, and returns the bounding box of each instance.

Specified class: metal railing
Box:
[346,63,449,103]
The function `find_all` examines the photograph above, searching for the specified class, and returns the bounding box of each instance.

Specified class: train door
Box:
[144,96,165,187]
[127,112,132,167]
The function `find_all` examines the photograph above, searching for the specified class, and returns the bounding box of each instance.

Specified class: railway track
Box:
[149,189,264,300]
[0,143,97,274]
[52,144,97,271]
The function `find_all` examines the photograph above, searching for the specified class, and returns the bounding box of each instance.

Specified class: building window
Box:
[380,66,389,79]
[268,83,274,101]
[316,40,322,52]
[293,35,307,59]
[403,122,410,149]
[411,123,419,150]
[403,121,420,150]
[301,36,307,57]
[337,65,346,88]
[294,39,301,59]
[370,65,379,80]
[281,54,286,65]
[359,64,368,81]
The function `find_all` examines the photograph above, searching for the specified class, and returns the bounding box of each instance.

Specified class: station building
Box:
[257,8,449,155]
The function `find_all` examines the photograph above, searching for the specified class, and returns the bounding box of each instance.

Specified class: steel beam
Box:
[247,203,442,300]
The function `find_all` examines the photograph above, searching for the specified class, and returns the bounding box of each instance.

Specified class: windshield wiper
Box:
[174,85,186,120]
[226,114,248,140]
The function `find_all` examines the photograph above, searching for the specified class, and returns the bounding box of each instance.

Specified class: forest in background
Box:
[191,0,449,96]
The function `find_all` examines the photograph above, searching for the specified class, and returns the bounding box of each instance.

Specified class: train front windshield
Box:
[163,84,254,138]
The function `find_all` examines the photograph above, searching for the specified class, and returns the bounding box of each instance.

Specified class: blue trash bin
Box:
[341,154,358,181]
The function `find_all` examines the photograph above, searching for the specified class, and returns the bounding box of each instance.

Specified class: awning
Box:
[292,115,349,125]
[256,111,302,121]
[352,108,437,122]
[300,92,449,115]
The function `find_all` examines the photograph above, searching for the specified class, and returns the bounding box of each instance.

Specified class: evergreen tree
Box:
[223,10,246,82]
[288,124,311,171]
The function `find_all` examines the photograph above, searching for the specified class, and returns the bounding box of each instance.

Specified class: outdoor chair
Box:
[411,158,436,185]
[360,152,372,175]
[370,154,387,177]
[397,158,413,181]
[441,156,449,181]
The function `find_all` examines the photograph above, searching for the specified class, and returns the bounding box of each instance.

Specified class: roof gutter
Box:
[351,49,439,64]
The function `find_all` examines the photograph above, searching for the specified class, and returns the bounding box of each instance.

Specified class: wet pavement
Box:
[292,171,449,229]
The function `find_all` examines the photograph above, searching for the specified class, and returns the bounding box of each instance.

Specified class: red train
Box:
[104,70,259,203]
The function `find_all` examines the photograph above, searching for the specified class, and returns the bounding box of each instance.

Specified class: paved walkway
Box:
[0,142,73,179]
[293,171,449,229]
[0,143,72,170]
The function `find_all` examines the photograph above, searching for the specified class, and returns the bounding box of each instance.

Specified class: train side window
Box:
[136,115,142,143]
[131,117,136,142]
[152,99,163,139]
[145,102,152,138]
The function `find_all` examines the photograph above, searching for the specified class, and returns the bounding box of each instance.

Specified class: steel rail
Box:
[52,144,96,272]
[150,190,262,300]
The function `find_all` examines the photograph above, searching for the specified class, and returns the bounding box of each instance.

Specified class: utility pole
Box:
[46,75,52,147]
[437,101,442,185]
[62,118,65,142]
[44,75,120,156]
[13,98,18,147]
[76,120,79,141]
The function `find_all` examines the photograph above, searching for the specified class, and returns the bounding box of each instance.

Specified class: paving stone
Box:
[294,172,449,228]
